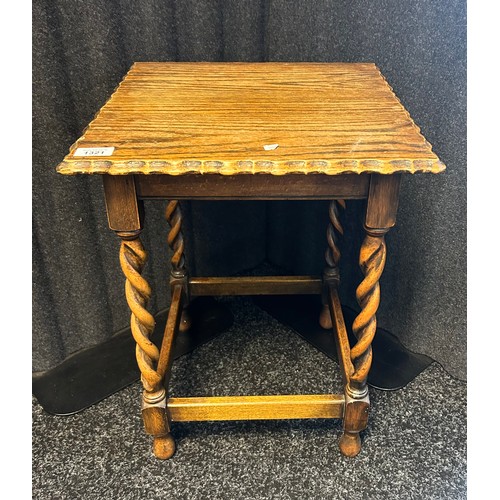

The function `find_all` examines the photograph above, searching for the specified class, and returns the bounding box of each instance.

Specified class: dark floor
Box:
[32,298,466,499]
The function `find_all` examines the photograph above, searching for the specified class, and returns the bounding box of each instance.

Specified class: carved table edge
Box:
[55,158,446,176]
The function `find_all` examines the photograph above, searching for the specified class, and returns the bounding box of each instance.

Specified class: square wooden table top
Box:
[56,62,445,177]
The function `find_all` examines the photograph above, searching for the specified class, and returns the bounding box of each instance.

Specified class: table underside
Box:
[100,169,402,458]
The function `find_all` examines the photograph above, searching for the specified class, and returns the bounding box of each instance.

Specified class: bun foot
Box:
[339,431,361,457]
[319,304,333,329]
[153,434,176,460]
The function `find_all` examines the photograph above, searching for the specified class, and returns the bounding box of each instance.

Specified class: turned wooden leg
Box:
[339,174,400,457]
[320,199,345,329]
[166,200,191,333]
[118,232,175,459]
[339,231,385,457]
[143,389,175,460]
[103,176,183,459]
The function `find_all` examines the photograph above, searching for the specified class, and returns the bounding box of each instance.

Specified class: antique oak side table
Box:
[56,62,445,459]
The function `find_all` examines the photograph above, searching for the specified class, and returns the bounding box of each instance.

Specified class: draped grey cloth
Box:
[33,0,466,378]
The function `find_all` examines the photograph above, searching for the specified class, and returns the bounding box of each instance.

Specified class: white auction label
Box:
[73,147,115,157]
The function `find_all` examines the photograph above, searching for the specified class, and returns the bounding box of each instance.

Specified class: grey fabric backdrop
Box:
[33,0,466,379]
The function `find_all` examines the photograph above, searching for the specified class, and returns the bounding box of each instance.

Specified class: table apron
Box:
[134,173,370,200]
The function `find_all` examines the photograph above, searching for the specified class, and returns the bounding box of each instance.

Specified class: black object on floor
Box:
[32,297,234,415]
[254,294,433,390]
[33,293,433,416]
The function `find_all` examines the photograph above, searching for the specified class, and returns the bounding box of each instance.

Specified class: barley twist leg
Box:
[350,234,386,392]
[320,199,345,329]
[166,200,185,276]
[119,235,161,393]
[118,232,174,459]
[339,231,386,457]
[166,200,191,332]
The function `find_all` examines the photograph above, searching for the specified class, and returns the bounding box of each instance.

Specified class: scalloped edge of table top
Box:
[56,158,445,176]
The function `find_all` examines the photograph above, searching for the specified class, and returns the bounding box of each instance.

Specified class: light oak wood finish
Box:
[56,62,444,177]
[142,389,175,460]
[56,62,445,460]
[325,200,345,273]
[189,276,323,296]
[156,285,184,381]
[350,174,401,395]
[103,176,141,230]
[103,175,179,458]
[328,287,354,386]
[166,200,186,277]
[319,199,345,329]
[165,200,191,333]
[135,173,370,200]
[339,392,370,458]
[118,231,176,458]
[350,234,386,393]
[337,174,402,457]
[168,394,344,422]
[365,174,402,230]
[119,236,160,393]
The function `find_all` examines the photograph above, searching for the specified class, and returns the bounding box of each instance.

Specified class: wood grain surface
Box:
[56,62,445,176]
[188,276,323,296]
[167,394,344,421]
